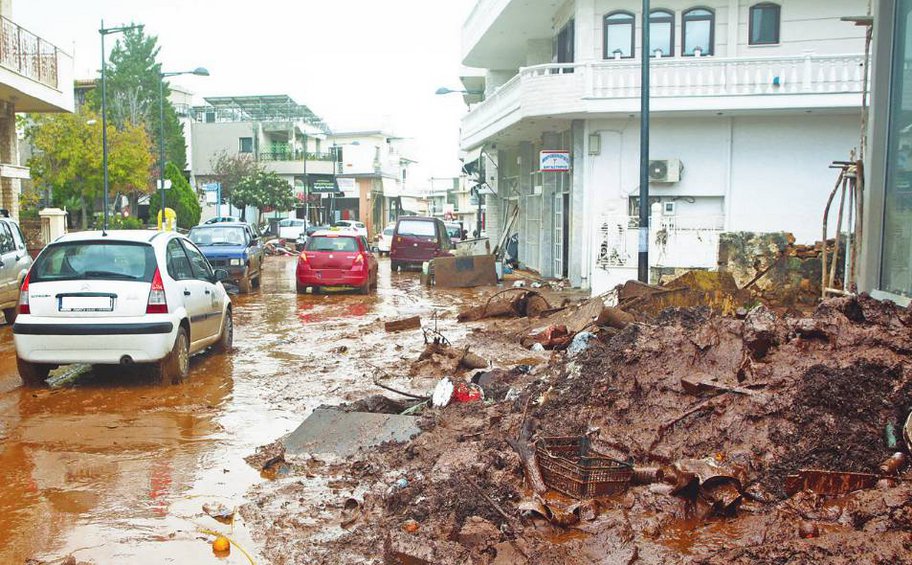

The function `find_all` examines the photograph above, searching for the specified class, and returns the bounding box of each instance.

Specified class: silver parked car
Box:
[0,214,32,325]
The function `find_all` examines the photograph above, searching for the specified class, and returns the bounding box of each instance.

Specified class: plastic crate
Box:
[536,436,633,499]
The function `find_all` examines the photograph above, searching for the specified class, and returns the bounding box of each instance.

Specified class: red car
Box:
[296,231,378,294]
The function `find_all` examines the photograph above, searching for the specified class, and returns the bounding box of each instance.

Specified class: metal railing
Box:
[259,150,336,162]
[0,17,59,89]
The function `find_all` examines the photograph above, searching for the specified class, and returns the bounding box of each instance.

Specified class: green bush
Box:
[148,163,202,228]
[108,215,144,230]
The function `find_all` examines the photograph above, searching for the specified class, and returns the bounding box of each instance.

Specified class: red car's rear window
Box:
[305,235,359,252]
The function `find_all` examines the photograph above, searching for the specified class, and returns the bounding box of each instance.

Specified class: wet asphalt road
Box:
[0,256,476,564]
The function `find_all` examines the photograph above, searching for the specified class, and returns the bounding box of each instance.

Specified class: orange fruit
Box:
[212,535,231,554]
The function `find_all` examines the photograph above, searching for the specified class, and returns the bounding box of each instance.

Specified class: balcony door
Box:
[553,19,575,73]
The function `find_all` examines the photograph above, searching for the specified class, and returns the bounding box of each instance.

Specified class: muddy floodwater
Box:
[0,256,490,564]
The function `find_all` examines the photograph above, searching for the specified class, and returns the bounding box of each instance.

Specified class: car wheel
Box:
[154,326,190,385]
[391,261,400,272]
[359,279,370,295]
[252,274,261,289]
[214,309,233,353]
[312,286,321,295]
[295,281,306,294]
[239,276,252,294]
[3,307,17,325]
[17,357,51,387]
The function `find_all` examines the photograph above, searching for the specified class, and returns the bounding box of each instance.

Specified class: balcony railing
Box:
[0,17,59,89]
[259,150,336,162]
[463,53,866,145]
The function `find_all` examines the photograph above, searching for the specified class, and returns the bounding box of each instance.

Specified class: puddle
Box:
[0,256,496,563]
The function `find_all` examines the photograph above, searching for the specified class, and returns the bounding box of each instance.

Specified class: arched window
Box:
[603,11,635,59]
[650,9,674,57]
[749,3,781,45]
[682,7,715,56]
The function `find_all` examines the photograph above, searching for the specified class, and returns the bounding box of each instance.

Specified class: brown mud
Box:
[243,291,912,564]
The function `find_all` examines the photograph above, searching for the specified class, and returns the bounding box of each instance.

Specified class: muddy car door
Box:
[181,239,223,339]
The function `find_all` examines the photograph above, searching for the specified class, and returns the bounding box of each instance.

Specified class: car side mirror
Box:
[213,268,231,283]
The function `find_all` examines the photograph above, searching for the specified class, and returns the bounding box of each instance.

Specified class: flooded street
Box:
[0,256,490,564]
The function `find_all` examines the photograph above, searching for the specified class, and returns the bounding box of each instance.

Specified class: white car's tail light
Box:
[146,268,168,314]
[18,271,30,315]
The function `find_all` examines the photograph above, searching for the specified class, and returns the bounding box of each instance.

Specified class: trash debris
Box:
[530,343,545,353]
[212,535,231,555]
[535,436,633,499]
[798,520,820,539]
[202,502,235,524]
[512,281,526,288]
[432,378,454,408]
[340,497,362,528]
[457,289,550,322]
[385,316,422,332]
[430,255,498,288]
[451,381,483,403]
[402,519,420,533]
[566,331,595,356]
[905,411,912,452]
[879,452,908,475]
[784,469,880,496]
[282,408,422,458]
[524,324,571,350]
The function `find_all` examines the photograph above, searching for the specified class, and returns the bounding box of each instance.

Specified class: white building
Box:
[460,0,867,292]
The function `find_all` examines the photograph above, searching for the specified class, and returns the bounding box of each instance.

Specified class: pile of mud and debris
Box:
[242,288,912,564]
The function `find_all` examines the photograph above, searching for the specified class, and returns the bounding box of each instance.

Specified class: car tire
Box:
[252,273,261,289]
[239,275,252,294]
[312,286,321,295]
[391,261,401,272]
[296,281,306,294]
[359,279,370,295]
[3,307,17,325]
[214,309,233,353]
[154,326,190,385]
[17,357,51,387]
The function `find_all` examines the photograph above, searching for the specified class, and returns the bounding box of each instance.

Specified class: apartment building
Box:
[0,0,74,218]
[460,0,867,292]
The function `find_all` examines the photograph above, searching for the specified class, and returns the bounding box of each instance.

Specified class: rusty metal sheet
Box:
[784,469,879,496]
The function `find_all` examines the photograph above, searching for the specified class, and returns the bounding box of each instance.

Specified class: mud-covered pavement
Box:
[0,256,529,564]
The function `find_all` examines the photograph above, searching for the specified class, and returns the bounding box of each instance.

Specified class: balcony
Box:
[0,16,73,112]
[259,150,335,162]
[462,53,866,149]
[462,0,560,69]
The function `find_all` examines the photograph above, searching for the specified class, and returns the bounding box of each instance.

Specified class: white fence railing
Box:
[464,53,866,140]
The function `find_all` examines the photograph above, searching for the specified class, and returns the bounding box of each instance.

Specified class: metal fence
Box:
[0,17,58,89]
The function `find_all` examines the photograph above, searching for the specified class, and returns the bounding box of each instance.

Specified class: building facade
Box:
[861,0,912,305]
[460,0,867,292]
[190,97,414,236]
[0,0,74,218]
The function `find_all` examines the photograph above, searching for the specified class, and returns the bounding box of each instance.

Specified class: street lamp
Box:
[99,20,143,233]
[158,67,209,230]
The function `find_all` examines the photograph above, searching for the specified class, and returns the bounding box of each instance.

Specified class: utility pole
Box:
[638,0,651,283]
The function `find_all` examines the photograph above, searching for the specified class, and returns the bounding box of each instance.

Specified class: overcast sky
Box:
[16,0,476,187]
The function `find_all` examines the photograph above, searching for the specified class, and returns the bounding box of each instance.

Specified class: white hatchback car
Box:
[332,220,368,238]
[13,230,233,386]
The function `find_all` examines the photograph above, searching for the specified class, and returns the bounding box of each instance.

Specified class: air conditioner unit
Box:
[648,159,682,183]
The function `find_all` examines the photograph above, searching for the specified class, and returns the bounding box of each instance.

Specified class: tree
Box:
[26,108,154,229]
[257,171,295,223]
[211,152,257,202]
[229,170,263,221]
[148,163,202,229]
[96,26,187,170]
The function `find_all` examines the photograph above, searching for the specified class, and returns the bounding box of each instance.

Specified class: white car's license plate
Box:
[59,296,114,312]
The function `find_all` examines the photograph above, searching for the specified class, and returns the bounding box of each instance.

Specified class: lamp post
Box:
[638,0,651,283]
[99,20,143,233]
[158,67,208,230]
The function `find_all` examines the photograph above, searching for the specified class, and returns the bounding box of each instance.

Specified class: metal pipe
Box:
[100,20,108,234]
[158,74,167,227]
[638,0,651,282]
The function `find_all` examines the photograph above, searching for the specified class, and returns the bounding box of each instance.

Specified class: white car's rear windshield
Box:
[397,220,435,237]
[306,236,359,252]
[279,219,305,227]
[31,242,157,283]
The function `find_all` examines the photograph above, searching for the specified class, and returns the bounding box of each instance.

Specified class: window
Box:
[30,243,157,283]
[189,226,248,247]
[0,224,14,254]
[749,3,780,45]
[554,19,575,64]
[239,137,253,153]
[881,0,912,298]
[396,219,436,238]
[10,223,26,250]
[603,12,634,59]
[305,235,358,252]
[650,10,674,57]
[181,240,215,281]
[682,7,715,56]
[166,239,194,281]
